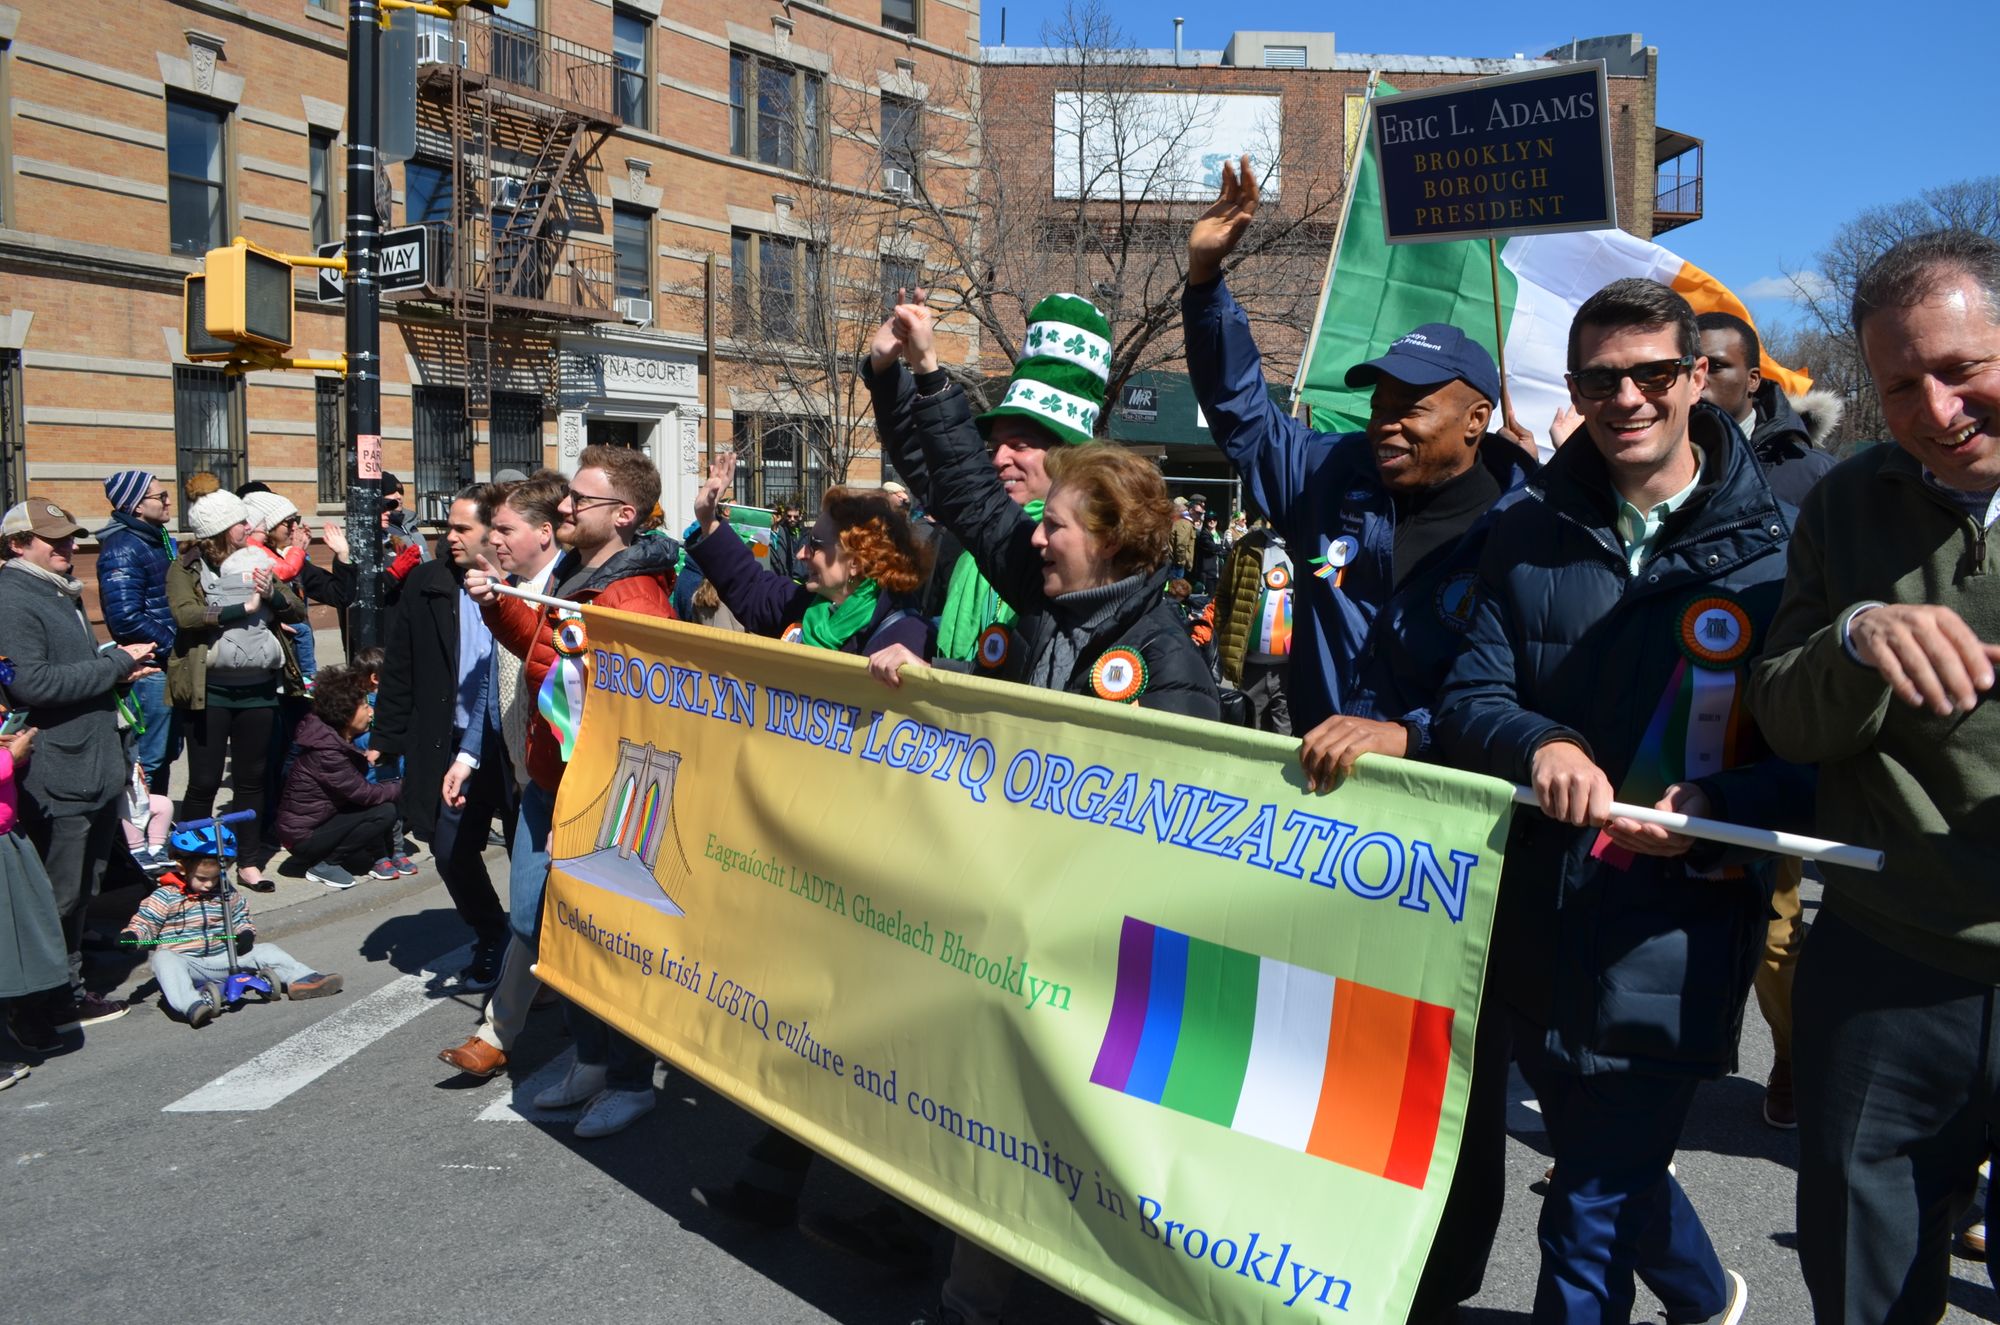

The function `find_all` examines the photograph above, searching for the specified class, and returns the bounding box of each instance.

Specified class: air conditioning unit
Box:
[415,30,467,68]
[883,167,914,196]
[491,177,526,209]
[614,296,653,327]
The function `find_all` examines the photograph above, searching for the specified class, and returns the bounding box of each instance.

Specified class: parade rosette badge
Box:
[1089,646,1148,704]
[1263,565,1291,591]
[781,622,805,645]
[1311,534,1360,586]
[552,616,590,657]
[976,623,1012,670]
[1677,596,1754,668]
[538,609,590,761]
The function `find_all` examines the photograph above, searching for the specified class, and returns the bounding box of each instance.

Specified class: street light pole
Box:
[343,0,385,651]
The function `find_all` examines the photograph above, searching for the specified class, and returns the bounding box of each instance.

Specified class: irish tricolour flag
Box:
[727,504,776,561]
[1090,917,1453,1188]
[1296,81,1809,454]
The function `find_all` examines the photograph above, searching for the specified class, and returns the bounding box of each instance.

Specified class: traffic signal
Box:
[203,239,294,350]
[181,275,242,361]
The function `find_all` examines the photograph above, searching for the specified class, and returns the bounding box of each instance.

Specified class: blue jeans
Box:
[289,620,318,683]
[1514,1019,1727,1324]
[508,780,555,950]
[150,944,315,1015]
[127,672,178,791]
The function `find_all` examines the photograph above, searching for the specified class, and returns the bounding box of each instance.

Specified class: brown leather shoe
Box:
[438,1036,507,1078]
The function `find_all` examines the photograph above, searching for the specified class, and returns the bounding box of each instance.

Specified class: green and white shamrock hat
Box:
[977,293,1111,446]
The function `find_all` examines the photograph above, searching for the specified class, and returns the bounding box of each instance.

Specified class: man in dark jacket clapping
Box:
[95,470,180,789]
[1438,278,1812,1325]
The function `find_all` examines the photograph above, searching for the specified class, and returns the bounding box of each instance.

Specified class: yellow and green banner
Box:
[537,607,1514,1324]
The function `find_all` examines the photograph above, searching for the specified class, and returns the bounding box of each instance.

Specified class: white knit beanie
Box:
[187,491,251,540]
[241,491,300,531]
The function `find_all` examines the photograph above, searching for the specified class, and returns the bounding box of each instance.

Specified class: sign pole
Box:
[1487,236,1509,387]
[343,0,386,651]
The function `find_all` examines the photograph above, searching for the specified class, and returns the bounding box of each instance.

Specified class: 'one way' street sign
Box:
[317,224,431,302]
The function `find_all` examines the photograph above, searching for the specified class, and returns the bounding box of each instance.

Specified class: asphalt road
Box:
[5,881,1995,1325]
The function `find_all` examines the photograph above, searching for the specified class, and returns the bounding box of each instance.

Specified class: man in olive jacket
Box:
[1745,229,2000,1325]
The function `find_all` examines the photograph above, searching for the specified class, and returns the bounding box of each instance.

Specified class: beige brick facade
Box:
[0,0,983,569]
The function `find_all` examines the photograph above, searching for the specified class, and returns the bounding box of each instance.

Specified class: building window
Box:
[167,97,228,255]
[613,206,651,303]
[881,0,919,37]
[879,94,921,184]
[730,50,823,176]
[489,391,545,476]
[173,366,246,495]
[612,7,650,130]
[314,377,347,505]
[412,387,472,525]
[310,130,338,250]
[733,414,826,515]
[732,230,822,344]
[405,159,454,279]
[0,350,24,514]
[880,254,921,312]
[490,0,541,90]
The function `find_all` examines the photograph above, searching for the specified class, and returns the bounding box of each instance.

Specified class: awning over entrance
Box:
[1106,370,1294,451]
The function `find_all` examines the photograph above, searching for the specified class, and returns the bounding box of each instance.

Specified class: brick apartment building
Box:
[977,29,1700,486]
[0,0,983,576]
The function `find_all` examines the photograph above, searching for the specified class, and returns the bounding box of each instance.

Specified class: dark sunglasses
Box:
[1567,356,1696,402]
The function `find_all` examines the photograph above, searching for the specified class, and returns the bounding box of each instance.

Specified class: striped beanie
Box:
[104,469,155,513]
[977,293,1111,446]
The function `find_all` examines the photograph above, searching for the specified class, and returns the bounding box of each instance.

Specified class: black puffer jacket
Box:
[1437,404,1814,1077]
[1747,380,1837,507]
[910,379,1219,720]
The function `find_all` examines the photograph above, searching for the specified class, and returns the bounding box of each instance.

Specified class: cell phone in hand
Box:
[0,710,28,737]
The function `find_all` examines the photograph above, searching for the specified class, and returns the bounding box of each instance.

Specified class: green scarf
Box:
[799,577,880,651]
[936,499,1043,661]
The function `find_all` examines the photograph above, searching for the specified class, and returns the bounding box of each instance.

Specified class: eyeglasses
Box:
[564,490,627,512]
[1567,356,1696,402]
[142,490,171,504]
[801,534,829,554]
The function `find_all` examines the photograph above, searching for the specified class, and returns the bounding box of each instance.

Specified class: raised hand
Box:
[695,451,738,534]
[893,289,938,375]
[1187,154,1261,286]
[322,521,351,562]
[869,299,909,373]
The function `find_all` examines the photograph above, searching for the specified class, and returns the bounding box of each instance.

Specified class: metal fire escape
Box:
[407,12,622,417]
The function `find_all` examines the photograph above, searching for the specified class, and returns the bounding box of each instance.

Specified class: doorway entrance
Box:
[587,417,647,448]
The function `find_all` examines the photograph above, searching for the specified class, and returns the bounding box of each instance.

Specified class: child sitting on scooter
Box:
[118,821,343,1028]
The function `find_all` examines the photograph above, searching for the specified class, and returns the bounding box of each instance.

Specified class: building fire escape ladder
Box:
[450,68,498,418]
[494,111,583,301]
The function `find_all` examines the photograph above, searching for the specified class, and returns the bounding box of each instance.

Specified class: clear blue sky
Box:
[980,1,1997,336]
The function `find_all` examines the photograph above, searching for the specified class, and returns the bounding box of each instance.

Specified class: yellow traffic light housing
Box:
[204,238,295,350]
[181,274,243,361]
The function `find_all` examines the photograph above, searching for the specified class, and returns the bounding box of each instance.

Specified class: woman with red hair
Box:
[685,453,935,660]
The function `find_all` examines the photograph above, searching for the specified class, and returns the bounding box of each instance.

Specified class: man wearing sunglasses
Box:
[1438,278,1808,1325]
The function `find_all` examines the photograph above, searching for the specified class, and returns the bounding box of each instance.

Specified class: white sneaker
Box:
[573,1087,655,1139]
[532,1059,607,1110]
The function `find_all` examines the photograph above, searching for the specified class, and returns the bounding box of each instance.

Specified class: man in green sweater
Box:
[1746,228,2000,1325]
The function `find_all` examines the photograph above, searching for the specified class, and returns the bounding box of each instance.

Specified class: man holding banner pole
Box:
[1437,277,1811,1324]
[1184,156,1536,1322]
[1745,229,2000,1325]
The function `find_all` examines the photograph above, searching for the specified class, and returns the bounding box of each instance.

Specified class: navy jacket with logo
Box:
[1182,276,1535,748]
[1436,404,1814,1077]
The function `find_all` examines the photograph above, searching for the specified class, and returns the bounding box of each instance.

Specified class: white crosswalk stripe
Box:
[164,944,472,1113]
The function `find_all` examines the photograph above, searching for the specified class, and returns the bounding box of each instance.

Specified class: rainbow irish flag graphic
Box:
[1090,917,1453,1188]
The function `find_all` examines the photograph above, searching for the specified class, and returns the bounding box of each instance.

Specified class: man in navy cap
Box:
[1183,158,1535,782]
[1184,158,1535,1323]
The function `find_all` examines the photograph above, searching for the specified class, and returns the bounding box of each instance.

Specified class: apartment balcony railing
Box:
[393,223,617,323]
[416,11,621,124]
[1653,128,1704,237]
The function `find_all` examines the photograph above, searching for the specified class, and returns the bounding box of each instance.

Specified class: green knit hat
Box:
[977,293,1111,446]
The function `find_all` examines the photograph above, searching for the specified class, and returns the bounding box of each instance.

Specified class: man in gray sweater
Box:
[1746,229,2000,1324]
[0,499,155,1037]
